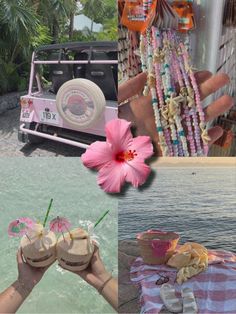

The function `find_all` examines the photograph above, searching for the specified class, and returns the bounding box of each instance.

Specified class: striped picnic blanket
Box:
[130,250,236,314]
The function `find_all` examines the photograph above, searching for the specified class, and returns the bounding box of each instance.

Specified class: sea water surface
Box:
[119,167,236,252]
[0,158,117,314]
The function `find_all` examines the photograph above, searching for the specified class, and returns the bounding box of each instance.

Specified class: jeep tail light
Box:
[20,98,29,108]
[20,98,33,108]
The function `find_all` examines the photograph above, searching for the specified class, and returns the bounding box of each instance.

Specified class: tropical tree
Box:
[0,0,39,94]
[0,0,77,94]
[80,0,105,32]
[30,0,77,42]
[97,15,117,41]
[0,0,117,95]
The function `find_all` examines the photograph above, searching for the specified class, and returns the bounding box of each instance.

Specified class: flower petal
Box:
[128,136,154,160]
[105,119,133,152]
[81,141,113,170]
[97,161,126,193]
[124,159,151,188]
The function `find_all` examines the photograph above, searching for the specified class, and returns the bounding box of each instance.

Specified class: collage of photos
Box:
[0,0,235,314]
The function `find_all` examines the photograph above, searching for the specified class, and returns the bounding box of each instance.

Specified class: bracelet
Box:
[97,275,113,295]
[11,280,32,298]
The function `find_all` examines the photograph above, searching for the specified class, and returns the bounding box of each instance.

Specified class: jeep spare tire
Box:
[56,78,106,129]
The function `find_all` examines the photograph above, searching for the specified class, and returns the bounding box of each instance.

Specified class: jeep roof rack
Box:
[36,41,117,53]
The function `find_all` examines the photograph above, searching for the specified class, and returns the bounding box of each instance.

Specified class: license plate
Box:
[39,111,59,125]
[20,109,34,122]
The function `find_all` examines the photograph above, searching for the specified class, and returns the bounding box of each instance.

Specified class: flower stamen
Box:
[116,150,138,162]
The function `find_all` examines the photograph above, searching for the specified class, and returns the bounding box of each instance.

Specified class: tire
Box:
[25,123,45,144]
[56,78,106,129]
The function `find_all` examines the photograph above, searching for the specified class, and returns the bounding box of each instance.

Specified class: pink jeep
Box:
[19,41,118,149]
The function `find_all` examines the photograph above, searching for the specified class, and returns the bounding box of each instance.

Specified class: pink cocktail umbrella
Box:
[8,218,35,240]
[49,216,71,241]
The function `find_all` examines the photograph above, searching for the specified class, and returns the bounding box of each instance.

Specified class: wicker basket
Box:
[137,230,180,265]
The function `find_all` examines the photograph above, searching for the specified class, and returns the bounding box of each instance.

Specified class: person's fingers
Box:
[118,72,147,103]
[17,249,24,265]
[40,261,55,273]
[77,269,88,279]
[129,94,152,120]
[93,245,100,257]
[204,95,233,122]
[199,73,230,100]
[195,71,212,84]
[208,126,224,145]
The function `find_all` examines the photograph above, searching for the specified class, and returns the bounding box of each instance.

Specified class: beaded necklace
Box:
[139,27,210,156]
[152,27,173,156]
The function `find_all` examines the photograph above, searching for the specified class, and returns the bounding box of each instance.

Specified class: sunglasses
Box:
[155,272,169,285]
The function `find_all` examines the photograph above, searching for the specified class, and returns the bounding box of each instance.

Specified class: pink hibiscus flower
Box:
[81,119,153,193]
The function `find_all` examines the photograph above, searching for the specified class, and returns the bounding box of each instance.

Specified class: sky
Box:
[74,2,103,33]
[74,14,102,33]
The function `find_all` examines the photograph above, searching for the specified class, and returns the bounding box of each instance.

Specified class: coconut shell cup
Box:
[20,224,57,267]
[56,228,94,271]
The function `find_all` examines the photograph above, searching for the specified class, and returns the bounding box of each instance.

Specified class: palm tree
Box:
[0,0,39,93]
[69,0,78,39]
[80,0,105,32]
[30,0,76,42]
[0,0,39,57]
[0,0,78,94]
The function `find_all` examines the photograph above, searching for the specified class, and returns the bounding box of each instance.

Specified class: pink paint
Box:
[20,44,118,147]
[151,240,172,257]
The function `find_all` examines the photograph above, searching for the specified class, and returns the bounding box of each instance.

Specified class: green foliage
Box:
[31,25,52,48]
[97,15,117,41]
[78,0,117,40]
[0,0,39,94]
[80,0,105,26]
[0,0,117,95]
[0,60,27,94]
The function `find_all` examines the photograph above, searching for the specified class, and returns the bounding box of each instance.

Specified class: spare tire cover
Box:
[56,78,106,129]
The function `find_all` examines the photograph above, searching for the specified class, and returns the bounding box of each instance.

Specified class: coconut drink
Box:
[56,228,94,271]
[20,223,57,267]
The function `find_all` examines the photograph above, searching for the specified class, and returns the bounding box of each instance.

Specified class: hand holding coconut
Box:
[17,248,51,292]
[0,248,50,314]
[63,245,118,311]
[2,203,117,312]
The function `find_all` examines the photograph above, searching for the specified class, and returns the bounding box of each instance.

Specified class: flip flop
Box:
[181,287,198,313]
[160,283,183,313]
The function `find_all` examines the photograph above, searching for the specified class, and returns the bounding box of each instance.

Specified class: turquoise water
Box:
[119,167,236,252]
[0,158,118,314]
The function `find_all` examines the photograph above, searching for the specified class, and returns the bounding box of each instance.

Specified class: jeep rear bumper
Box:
[19,123,90,149]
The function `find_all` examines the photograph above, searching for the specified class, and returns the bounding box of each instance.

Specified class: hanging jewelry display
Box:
[118,2,141,84]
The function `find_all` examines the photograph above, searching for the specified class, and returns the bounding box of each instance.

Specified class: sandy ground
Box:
[0,107,85,157]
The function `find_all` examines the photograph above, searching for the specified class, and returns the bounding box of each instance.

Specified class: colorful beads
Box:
[139,27,210,156]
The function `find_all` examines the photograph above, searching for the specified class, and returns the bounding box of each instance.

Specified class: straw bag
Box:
[137,230,180,265]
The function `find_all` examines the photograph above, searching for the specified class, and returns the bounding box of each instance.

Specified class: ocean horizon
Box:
[119,167,236,252]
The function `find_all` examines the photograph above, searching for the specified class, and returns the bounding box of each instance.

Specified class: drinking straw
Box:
[43,198,53,227]
[94,210,110,228]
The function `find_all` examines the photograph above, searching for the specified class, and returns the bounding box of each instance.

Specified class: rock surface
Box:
[119,240,141,314]
[0,92,24,114]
